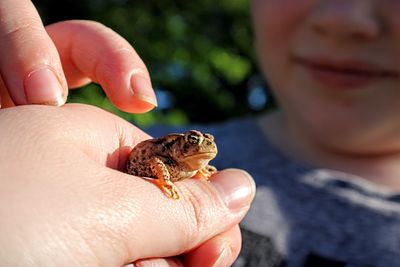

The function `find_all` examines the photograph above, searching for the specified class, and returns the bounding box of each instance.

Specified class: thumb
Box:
[129,168,255,261]
[87,168,255,265]
[0,0,67,106]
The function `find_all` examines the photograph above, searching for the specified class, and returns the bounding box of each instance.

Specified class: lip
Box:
[186,152,217,160]
[294,56,398,89]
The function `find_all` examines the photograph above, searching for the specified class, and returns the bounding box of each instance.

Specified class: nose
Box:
[309,0,381,41]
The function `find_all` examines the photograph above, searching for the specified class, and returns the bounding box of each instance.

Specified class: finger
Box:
[133,225,241,267]
[79,168,255,265]
[183,225,242,267]
[46,20,157,113]
[0,0,68,106]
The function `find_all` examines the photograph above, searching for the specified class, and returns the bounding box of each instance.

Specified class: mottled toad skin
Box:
[126,130,218,199]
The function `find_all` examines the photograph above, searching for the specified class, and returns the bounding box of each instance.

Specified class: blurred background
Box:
[34,0,272,128]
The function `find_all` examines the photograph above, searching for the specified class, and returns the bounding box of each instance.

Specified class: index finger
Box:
[46,20,158,113]
[0,0,67,107]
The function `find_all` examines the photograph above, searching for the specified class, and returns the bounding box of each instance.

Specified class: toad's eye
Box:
[187,134,200,144]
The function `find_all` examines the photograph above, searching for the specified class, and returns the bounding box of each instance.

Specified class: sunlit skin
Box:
[0,0,256,265]
[251,0,400,189]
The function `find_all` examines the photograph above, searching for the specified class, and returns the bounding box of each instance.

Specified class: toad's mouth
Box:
[182,153,216,170]
[183,152,217,161]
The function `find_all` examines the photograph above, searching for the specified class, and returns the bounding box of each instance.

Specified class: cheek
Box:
[251,1,311,83]
[251,0,310,42]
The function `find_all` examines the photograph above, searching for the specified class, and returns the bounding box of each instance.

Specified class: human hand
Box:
[0,104,255,266]
[0,0,156,112]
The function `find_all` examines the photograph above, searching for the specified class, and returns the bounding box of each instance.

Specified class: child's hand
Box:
[0,0,156,112]
[0,104,255,266]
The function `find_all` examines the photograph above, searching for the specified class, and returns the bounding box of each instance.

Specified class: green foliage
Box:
[34,0,269,126]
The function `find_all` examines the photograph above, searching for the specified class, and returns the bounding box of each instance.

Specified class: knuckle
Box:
[1,18,45,41]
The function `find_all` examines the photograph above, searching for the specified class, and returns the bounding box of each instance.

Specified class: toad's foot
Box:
[197,165,218,180]
[157,181,180,200]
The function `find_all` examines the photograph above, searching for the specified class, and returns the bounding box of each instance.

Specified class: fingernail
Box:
[130,74,158,107]
[24,67,66,106]
[213,245,232,267]
[211,169,255,212]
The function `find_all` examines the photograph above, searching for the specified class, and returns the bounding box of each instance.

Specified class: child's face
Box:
[251,0,400,154]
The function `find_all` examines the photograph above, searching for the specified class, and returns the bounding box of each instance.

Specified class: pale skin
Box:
[0,104,255,266]
[0,0,256,266]
[0,0,156,111]
[251,0,400,191]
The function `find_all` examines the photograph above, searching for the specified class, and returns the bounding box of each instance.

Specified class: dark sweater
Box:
[149,117,400,267]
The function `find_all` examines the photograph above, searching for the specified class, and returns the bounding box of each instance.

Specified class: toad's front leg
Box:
[197,165,218,180]
[149,157,180,199]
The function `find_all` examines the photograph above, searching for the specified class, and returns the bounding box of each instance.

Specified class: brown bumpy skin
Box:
[126,130,218,199]
[149,157,179,199]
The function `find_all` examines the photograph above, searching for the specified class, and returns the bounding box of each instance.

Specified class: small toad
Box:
[126,130,218,199]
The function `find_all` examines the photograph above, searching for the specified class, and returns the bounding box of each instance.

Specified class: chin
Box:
[309,121,400,157]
